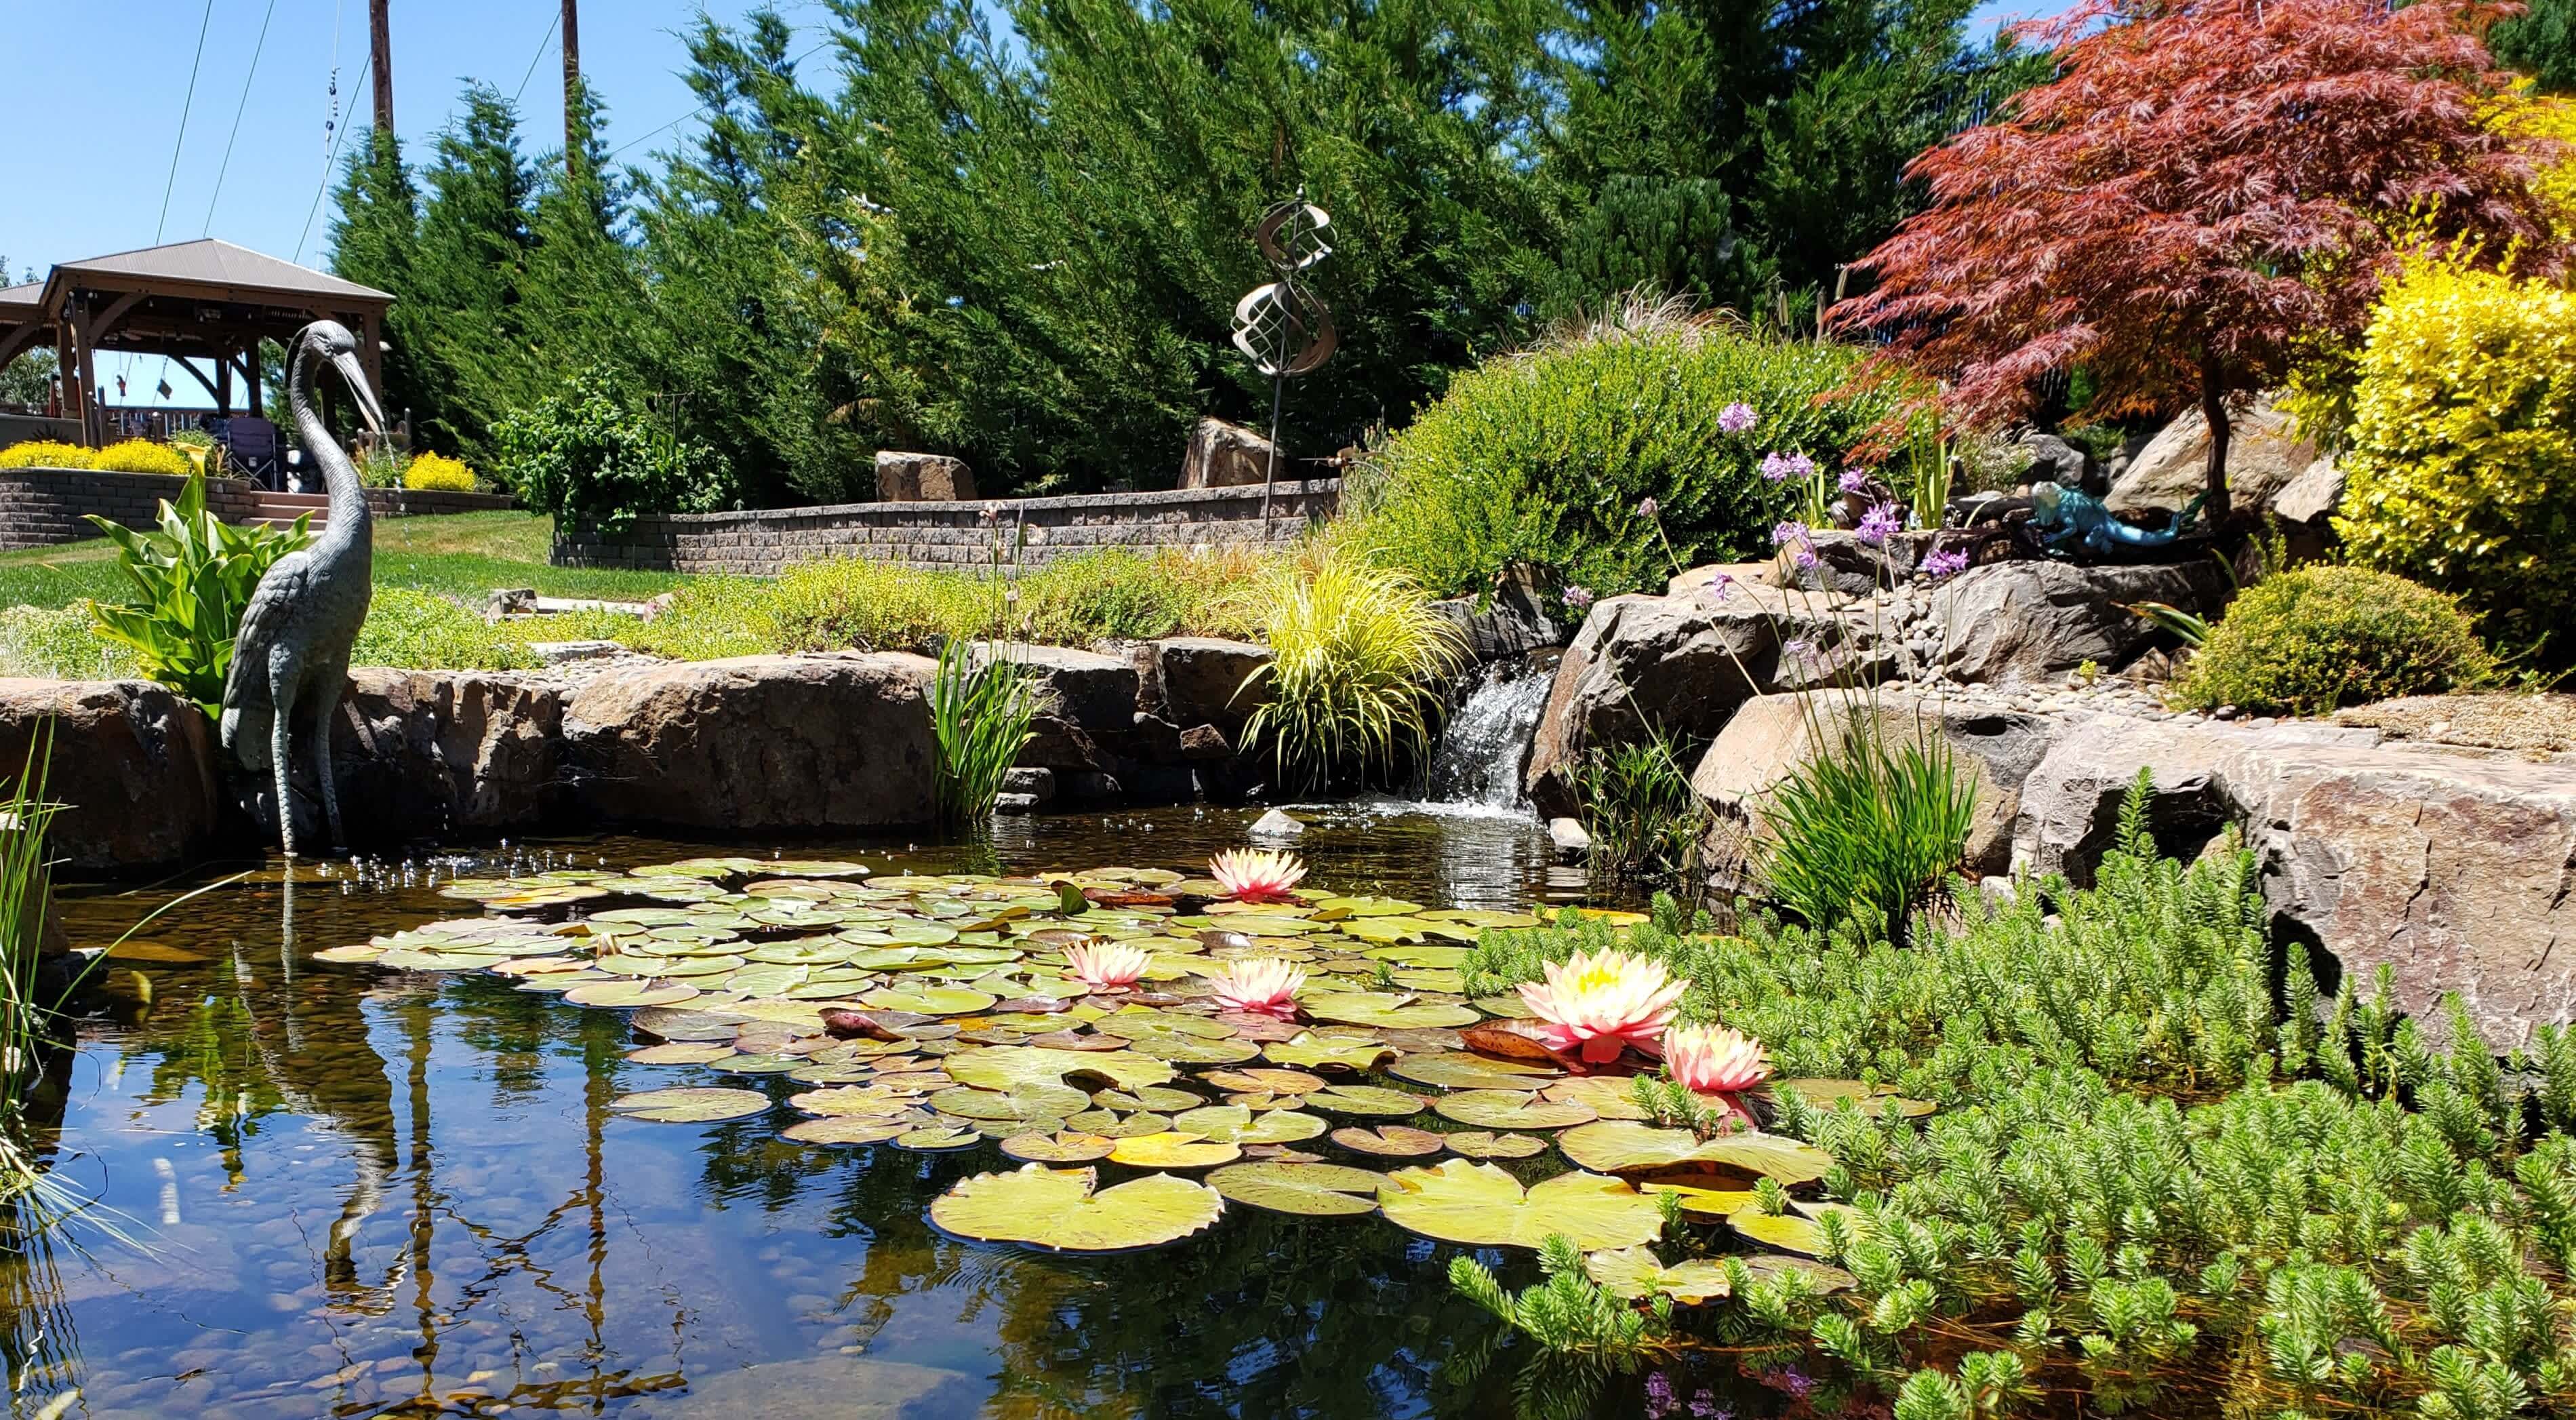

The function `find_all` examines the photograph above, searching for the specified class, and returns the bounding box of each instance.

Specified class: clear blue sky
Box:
[3,0,2048,410]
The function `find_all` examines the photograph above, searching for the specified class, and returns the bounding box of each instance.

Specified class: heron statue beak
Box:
[331,350,388,437]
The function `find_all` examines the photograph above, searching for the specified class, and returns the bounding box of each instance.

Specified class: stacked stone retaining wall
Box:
[551,479,1342,574]
[0,469,515,549]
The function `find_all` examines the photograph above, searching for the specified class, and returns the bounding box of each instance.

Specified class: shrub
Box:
[1570,730,1706,884]
[1234,545,1464,791]
[1348,304,1918,598]
[494,368,737,532]
[84,473,310,713]
[86,439,193,477]
[2174,565,2492,716]
[0,442,91,471]
[2329,254,2576,660]
[349,589,536,671]
[1757,704,1979,938]
[401,451,477,492]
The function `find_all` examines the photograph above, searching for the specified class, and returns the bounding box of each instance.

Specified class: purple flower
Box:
[1562,585,1595,612]
[1771,519,1819,570]
[1856,500,1903,548]
[1838,469,1873,494]
[1645,1371,1678,1418]
[1696,571,1735,604]
[1636,496,1661,521]
[1922,548,1971,580]
[1759,451,1817,485]
[1718,402,1756,434]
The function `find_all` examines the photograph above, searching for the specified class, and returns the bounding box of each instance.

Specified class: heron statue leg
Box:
[307,658,348,852]
[266,656,305,858]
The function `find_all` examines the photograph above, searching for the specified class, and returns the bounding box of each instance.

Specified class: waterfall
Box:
[1426,660,1554,810]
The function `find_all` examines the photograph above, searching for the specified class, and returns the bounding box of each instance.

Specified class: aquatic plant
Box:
[928,636,1041,831]
[1662,1023,1769,1094]
[1517,948,1688,1065]
[1208,848,1308,903]
[1063,940,1149,992]
[1568,728,1705,885]
[1233,544,1464,791]
[84,471,311,714]
[1205,958,1305,1018]
[1756,705,1976,939]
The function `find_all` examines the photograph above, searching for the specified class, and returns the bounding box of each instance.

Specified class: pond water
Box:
[23,802,1678,1420]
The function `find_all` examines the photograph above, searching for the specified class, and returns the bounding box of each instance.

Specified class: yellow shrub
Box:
[87,439,194,476]
[403,451,479,492]
[2333,252,2576,659]
[0,441,93,470]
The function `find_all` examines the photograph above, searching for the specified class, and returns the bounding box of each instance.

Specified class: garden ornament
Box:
[220,321,384,856]
[2026,479,2207,557]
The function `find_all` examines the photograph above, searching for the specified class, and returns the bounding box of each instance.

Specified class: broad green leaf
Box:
[1376,1160,1664,1250]
[1583,1246,1734,1305]
[609,1087,771,1123]
[1208,1162,1384,1217]
[930,1165,1224,1252]
[1556,1121,1834,1183]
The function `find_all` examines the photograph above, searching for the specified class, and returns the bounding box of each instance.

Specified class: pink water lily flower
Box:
[1517,947,1689,1065]
[1662,1023,1772,1094]
[1064,939,1150,992]
[1210,848,1308,903]
[1207,958,1306,1019]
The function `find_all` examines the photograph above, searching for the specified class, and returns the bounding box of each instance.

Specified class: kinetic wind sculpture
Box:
[222,320,386,857]
[1230,192,1339,520]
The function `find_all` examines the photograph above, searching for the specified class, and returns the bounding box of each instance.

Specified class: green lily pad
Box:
[1093,1085,1205,1114]
[1388,1053,1557,1092]
[1207,1162,1385,1217]
[892,1124,985,1152]
[931,1084,1091,1124]
[943,1045,1176,1095]
[1430,1091,1598,1131]
[1306,1084,1430,1118]
[1001,1130,1118,1163]
[765,860,872,878]
[1376,1159,1664,1250]
[863,985,997,1016]
[1582,1246,1735,1305]
[1303,992,1481,1030]
[1729,1208,1832,1257]
[1106,1131,1241,1168]
[565,981,702,1009]
[1171,1105,1325,1145]
[1199,1067,1327,1096]
[626,1042,737,1067]
[782,1118,913,1146]
[609,1087,771,1123]
[1539,1076,1656,1121]
[790,1084,933,1118]
[1441,1130,1548,1160]
[1264,1033,1397,1073]
[1555,1122,1834,1183]
[1329,1125,1445,1158]
[931,1165,1224,1252]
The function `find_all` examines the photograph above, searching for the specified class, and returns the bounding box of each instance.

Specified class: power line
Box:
[296,51,374,263]
[203,0,283,235]
[155,0,221,244]
[513,9,563,104]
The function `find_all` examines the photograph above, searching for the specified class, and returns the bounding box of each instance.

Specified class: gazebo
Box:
[0,239,393,448]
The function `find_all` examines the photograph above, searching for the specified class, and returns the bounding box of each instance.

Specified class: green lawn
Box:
[0,511,690,612]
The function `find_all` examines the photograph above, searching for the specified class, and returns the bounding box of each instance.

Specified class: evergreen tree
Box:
[2493,0,2576,92]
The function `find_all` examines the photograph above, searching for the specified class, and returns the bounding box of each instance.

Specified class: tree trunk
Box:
[2199,353,2232,523]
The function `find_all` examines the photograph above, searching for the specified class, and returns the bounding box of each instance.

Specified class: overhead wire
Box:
[606,38,833,159]
[514,10,564,104]
[155,0,221,244]
[203,0,284,235]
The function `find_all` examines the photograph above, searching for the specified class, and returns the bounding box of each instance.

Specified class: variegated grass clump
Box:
[1233,543,1464,792]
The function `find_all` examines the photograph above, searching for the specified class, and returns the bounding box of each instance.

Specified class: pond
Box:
[23,801,1739,1420]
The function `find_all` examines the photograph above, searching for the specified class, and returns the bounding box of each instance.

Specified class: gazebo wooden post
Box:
[243,342,264,420]
[215,353,233,416]
[52,319,79,433]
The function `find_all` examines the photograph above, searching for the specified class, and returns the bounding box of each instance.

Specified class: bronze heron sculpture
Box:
[221,320,383,856]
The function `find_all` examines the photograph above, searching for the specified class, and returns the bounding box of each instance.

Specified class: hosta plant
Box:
[84,471,310,714]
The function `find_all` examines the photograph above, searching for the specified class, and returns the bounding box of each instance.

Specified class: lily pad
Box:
[1199,1067,1327,1096]
[1729,1208,1832,1257]
[942,1046,1176,1094]
[1207,1162,1385,1217]
[1264,1033,1397,1073]
[1555,1121,1834,1183]
[565,981,702,1009]
[1303,992,1482,1031]
[892,1124,986,1152]
[1106,1131,1242,1169]
[1001,1130,1119,1164]
[1771,1078,1935,1119]
[782,1118,912,1146]
[931,1084,1091,1124]
[930,1164,1224,1252]
[626,1042,738,1067]
[1389,1053,1556,1092]
[609,1087,771,1123]
[1432,1090,1598,1131]
[1171,1105,1325,1145]
[1441,1130,1548,1160]
[1539,1075,1656,1121]
[1306,1084,1431,1118]
[1376,1160,1664,1250]
[1583,1246,1735,1305]
[1329,1125,1445,1158]
[863,985,997,1016]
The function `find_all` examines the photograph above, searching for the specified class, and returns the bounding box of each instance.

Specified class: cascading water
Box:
[1426,660,1555,810]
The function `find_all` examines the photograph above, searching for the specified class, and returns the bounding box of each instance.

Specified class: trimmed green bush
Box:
[1349,309,1918,598]
[2174,565,2493,717]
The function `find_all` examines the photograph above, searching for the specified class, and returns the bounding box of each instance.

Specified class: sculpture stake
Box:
[1230,191,1338,529]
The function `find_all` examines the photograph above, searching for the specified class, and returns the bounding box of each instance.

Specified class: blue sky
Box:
[3,0,2049,410]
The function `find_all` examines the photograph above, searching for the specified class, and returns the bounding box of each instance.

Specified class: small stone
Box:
[529,639,624,665]
[1977,875,2018,909]
[1250,808,1305,840]
[2213,704,2239,720]
[2426,719,2453,739]
[1548,816,1591,861]
[1001,766,1056,803]
[993,793,1039,814]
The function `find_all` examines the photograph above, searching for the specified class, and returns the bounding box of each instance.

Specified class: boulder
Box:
[1691,690,2056,885]
[332,668,563,840]
[2010,718,2576,1048]
[1427,564,1569,663]
[2271,456,2345,526]
[0,679,222,871]
[2108,401,2318,518]
[1001,766,1058,804]
[874,451,977,502]
[975,643,1137,732]
[1177,418,1279,490]
[1141,637,1271,738]
[1931,558,2229,688]
[564,654,936,830]
[2019,431,2102,496]
[1016,714,1112,772]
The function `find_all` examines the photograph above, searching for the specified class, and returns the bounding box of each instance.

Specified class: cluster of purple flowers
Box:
[1855,500,1904,548]
[1771,519,1818,570]
[1561,585,1596,612]
[1636,496,1661,520]
[1758,450,1815,484]
[1717,401,1756,434]
[1644,1370,1729,1419]
[1920,547,1971,579]
[1695,570,1735,604]
[1837,469,1874,495]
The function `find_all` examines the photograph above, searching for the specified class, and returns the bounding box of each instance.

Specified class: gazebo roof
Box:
[37,238,392,311]
[0,282,44,319]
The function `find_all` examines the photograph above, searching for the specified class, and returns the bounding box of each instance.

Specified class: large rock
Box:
[2108,401,2319,518]
[2012,718,2576,1048]
[1139,637,1272,738]
[1691,690,2057,885]
[974,643,1137,732]
[1176,418,1279,490]
[1931,559,2228,688]
[2020,431,2103,496]
[0,679,222,871]
[332,668,563,840]
[564,654,936,830]
[2271,456,2344,526]
[874,451,976,502]
[1428,564,1569,663]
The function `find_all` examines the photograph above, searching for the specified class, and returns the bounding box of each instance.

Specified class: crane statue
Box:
[221,320,385,856]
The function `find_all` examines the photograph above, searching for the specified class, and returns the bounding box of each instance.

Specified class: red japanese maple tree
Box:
[1832,0,2562,518]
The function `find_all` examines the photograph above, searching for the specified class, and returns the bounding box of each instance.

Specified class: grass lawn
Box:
[0,511,691,611]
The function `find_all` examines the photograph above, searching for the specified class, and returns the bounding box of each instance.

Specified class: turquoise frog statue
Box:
[2028,479,2206,557]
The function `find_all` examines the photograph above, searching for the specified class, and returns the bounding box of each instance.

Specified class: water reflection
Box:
[19,804,1595,1418]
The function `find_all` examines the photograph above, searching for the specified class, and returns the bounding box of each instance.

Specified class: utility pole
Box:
[561,0,584,173]
[368,0,395,134]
